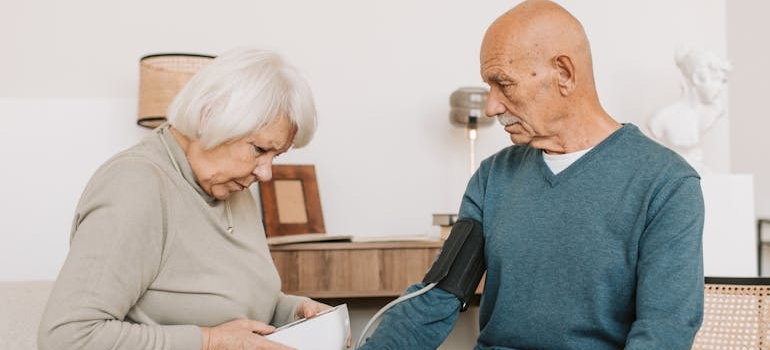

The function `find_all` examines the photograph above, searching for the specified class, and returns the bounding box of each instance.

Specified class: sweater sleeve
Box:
[38,158,201,350]
[624,175,704,350]
[271,293,311,327]
[358,284,461,350]
[458,163,487,223]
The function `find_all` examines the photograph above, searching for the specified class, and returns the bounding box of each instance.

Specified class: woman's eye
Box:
[253,144,266,154]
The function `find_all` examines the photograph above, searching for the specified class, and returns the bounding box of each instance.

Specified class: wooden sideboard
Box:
[269,240,444,299]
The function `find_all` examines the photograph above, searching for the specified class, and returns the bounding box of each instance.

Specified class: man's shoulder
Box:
[612,124,699,177]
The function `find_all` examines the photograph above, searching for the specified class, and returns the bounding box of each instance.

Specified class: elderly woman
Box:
[38,48,329,350]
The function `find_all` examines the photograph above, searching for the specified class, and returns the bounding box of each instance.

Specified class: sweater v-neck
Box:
[538,124,632,187]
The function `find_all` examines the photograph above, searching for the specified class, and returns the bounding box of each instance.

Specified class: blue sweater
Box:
[361,124,704,350]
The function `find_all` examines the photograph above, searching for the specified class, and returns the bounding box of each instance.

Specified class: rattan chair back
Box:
[692,277,770,350]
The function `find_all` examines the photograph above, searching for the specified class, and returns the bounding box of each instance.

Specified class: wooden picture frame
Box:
[259,164,325,237]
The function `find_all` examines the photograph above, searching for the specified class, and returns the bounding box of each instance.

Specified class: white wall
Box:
[0,0,734,348]
[728,2,770,219]
[0,0,730,279]
[727,1,770,275]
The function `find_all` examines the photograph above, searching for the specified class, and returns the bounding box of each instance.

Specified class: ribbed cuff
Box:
[273,294,312,326]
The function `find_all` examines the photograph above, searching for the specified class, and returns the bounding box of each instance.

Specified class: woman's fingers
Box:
[244,319,276,335]
[297,299,332,319]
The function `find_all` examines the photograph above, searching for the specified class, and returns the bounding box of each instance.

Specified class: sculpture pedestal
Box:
[701,174,755,276]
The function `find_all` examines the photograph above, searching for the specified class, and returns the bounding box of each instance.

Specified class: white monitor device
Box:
[265,304,350,350]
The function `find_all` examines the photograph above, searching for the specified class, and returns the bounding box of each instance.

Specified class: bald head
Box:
[480,0,618,153]
[481,0,595,92]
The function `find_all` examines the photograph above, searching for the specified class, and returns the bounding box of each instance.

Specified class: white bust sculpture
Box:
[648,47,732,173]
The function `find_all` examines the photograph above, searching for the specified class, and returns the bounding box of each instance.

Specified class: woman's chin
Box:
[209,188,232,200]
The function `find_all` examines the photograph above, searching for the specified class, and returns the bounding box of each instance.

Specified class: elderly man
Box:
[360,1,704,349]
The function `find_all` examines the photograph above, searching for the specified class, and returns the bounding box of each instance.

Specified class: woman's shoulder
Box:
[79,140,175,201]
[95,131,180,178]
[95,145,165,179]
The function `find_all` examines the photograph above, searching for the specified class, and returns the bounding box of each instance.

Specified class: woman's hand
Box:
[201,319,295,350]
[295,299,332,319]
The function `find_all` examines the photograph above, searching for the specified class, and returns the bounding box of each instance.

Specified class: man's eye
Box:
[253,144,266,154]
[498,82,516,98]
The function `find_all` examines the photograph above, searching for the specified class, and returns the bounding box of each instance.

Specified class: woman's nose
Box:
[253,160,273,182]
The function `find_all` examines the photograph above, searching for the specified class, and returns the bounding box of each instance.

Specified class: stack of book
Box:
[432,213,458,240]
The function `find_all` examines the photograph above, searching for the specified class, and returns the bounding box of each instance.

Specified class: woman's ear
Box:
[554,55,576,96]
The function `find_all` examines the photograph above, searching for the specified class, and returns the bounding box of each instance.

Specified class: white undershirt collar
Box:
[542,147,593,175]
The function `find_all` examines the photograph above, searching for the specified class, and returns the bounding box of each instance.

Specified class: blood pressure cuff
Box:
[422,219,485,311]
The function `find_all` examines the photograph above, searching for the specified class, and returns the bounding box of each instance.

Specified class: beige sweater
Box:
[38,126,309,350]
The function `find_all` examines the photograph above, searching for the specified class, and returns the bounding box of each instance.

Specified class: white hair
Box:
[167,48,317,149]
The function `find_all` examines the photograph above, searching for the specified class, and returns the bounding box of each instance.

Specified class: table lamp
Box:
[137,53,215,128]
[449,86,493,175]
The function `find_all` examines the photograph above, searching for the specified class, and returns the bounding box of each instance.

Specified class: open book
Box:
[267,233,440,245]
[266,233,353,246]
[265,304,350,350]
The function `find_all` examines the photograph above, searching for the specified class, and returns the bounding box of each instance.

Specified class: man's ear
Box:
[554,55,576,96]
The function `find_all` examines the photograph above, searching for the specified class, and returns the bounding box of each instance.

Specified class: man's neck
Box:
[534,113,621,154]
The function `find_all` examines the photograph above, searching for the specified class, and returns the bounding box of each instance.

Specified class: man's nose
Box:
[485,87,506,118]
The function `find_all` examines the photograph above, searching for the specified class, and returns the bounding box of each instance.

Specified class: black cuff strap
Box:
[423,219,486,311]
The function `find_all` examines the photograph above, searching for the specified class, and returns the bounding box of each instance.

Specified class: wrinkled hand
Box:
[202,319,295,350]
[295,299,332,319]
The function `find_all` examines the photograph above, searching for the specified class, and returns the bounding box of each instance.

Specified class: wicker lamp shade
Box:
[137,53,215,128]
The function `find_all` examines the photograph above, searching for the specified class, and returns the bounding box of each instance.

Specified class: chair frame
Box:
[692,276,770,350]
[705,276,770,285]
